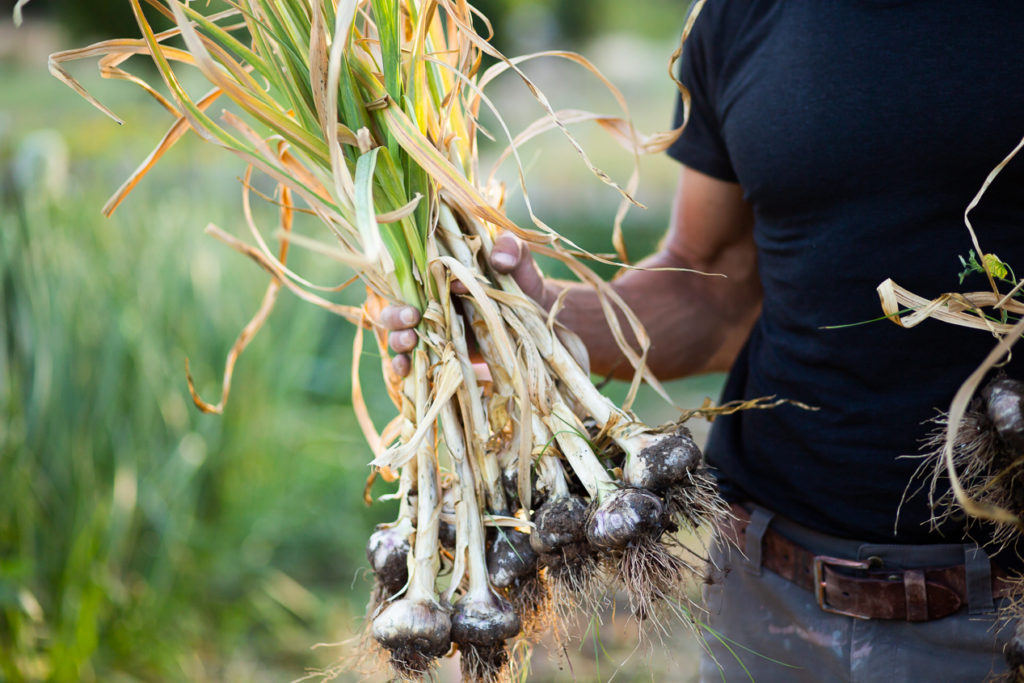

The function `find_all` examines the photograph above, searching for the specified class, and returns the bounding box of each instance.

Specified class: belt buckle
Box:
[813,555,873,620]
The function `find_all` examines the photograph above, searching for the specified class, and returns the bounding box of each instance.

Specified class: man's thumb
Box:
[490,233,546,305]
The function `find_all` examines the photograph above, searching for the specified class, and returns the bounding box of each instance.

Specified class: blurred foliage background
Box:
[1,1,717,681]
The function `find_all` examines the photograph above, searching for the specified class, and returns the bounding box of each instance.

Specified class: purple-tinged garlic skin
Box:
[372,598,452,659]
[487,529,538,588]
[983,377,1024,454]
[367,526,411,594]
[586,488,665,550]
[451,593,521,647]
[438,519,457,551]
[451,593,521,683]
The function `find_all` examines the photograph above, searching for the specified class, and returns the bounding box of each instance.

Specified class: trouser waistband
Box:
[728,502,1003,616]
[739,502,978,567]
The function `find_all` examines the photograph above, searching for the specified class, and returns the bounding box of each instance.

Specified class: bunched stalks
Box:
[51,0,725,676]
[371,352,451,678]
[442,399,520,682]
[366,464,414,605]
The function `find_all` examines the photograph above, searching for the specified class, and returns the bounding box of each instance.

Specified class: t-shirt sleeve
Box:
[666,2,738,182]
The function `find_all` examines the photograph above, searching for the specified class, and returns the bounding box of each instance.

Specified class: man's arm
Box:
[383,166,761,380]
[498,166,761,380]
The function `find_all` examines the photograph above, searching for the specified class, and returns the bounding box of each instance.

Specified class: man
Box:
[384,1,1024,679]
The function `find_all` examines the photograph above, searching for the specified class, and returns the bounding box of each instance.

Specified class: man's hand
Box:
[382,165,761,380]
[381,234,548,377]
[488,232,548,306]
[379,304,421,378]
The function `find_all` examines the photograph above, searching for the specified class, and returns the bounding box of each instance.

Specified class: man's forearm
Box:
[543,248,762,381]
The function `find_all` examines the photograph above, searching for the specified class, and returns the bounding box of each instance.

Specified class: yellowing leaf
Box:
[983,253,1009,279]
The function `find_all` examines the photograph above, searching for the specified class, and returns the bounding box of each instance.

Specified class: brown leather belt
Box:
[723,505,1015,621]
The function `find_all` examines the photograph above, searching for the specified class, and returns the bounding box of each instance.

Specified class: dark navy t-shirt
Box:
[668,1,1024,544]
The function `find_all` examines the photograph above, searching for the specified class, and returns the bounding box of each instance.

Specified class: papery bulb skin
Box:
[586,488,665,550]
[529,496,588,555]
[487,529,538,588]
[623,429,702,492]
[366,526,410,594]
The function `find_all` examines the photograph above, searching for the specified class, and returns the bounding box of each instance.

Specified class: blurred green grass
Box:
[0,13,717,681]
[1,57,400,681]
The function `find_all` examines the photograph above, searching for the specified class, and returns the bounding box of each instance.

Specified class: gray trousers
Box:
[699,507,1015,682]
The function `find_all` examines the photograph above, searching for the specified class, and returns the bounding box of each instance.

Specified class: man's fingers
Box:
[490,232,521,273]
[389,329,418,353]
[380,304,420,330]
[391,354,411,378]
[451,279,470,294]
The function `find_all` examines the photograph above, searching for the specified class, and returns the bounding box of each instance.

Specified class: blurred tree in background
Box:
[16,0,176,41]
[19,0,574,47]
[18,0,682,47]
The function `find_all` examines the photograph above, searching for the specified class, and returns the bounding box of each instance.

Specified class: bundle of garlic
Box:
[51,0,722,679]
